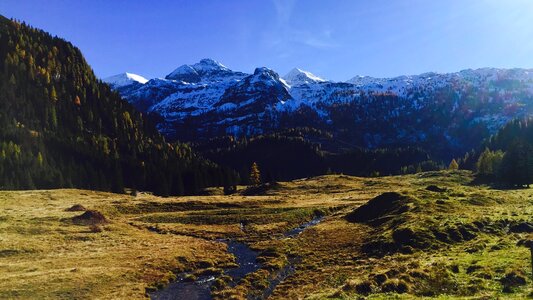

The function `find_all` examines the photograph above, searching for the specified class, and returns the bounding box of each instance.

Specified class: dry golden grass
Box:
[1,171,532,299]
[0,189,232,299]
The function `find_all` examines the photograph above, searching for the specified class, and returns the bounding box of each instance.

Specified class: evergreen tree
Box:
[476,148,493,176]
[448,159,459,170]
[498,141,531,187]
[249,162,261,186]
[476,148,504,178]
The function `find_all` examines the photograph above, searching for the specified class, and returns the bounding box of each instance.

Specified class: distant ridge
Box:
[107,60,533,159]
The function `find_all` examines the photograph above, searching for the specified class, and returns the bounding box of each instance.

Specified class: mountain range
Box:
[105,60,533,158]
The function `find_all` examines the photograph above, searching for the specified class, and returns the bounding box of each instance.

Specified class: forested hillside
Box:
[455,117,533,187]
[195,128,443,182]
[0,16,237,195]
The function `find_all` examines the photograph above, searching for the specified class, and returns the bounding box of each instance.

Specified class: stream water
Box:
[149,216,323,300]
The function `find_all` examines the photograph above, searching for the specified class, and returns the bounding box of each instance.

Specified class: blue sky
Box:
[1,0,533,81]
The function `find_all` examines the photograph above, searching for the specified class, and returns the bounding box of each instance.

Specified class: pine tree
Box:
[8,73,16,85]
[50,86,57,101]
[37,152,43,167]
[448,159,459,170]
[111,160,124,194]
[476,148,492,176]
[476,148,503,178]
[499,141,530,187]
[249,162,261,186]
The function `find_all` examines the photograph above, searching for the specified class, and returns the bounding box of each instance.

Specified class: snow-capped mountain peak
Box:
[165,58,244,83]
[283,68,326,86]
[193,58,229,72]
[107,61,533,156]
[165,64,201,82]
[253,67,279,79]
[251,67,290,90]
[103,72,148,88]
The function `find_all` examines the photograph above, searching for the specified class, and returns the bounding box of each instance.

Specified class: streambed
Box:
[149,216,323,300]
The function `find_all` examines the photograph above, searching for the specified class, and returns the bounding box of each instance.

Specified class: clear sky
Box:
[1,0,533,81]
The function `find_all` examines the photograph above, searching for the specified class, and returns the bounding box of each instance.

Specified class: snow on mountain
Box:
[283,68,326,86]
[215,67,291,111]
[148,78,230,120]
[103,72,148,88]
[117,63,291,127]
[107,60,533,156]
[344,72,455,97]
[165,58,246,83]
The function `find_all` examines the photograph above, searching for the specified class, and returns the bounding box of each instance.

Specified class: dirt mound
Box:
[65,204,87,212]
[426,185,446,193]
[345,192,412,224]
[509,222,533,233]
[72,210,108,225]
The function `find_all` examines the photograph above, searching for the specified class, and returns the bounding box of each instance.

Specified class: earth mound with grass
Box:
[426,185,446,192]
[72,210,108,225]
[65,204,87,212]
[345,192,412,225]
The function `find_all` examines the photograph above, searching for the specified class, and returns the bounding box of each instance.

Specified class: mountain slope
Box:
[108,61,533,159]
[104,72,148,88]
[0,16,235,195]
[165,58,247,83]
[283,67,326,86]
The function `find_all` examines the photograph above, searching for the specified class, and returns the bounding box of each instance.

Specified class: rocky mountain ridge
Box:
[104,60,533,158]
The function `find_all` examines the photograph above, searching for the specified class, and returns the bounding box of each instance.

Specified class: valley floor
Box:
[0,171,532,299]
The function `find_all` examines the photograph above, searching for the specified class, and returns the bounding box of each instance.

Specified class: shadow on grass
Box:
[467,175,531,191]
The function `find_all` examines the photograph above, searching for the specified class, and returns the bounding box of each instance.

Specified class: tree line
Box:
[194,129,445,183]
[457,118,533,187]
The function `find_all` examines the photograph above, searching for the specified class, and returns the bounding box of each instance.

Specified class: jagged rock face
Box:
[215,67,292,115]
[104,61,533,157]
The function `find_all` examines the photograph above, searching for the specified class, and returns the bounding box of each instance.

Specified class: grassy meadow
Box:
[0,170,532,299]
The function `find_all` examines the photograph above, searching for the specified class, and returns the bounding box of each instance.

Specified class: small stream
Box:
[150,275,214,300]
[149,216,323,300]
[284,216,323,237]
[224,241,261,281]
